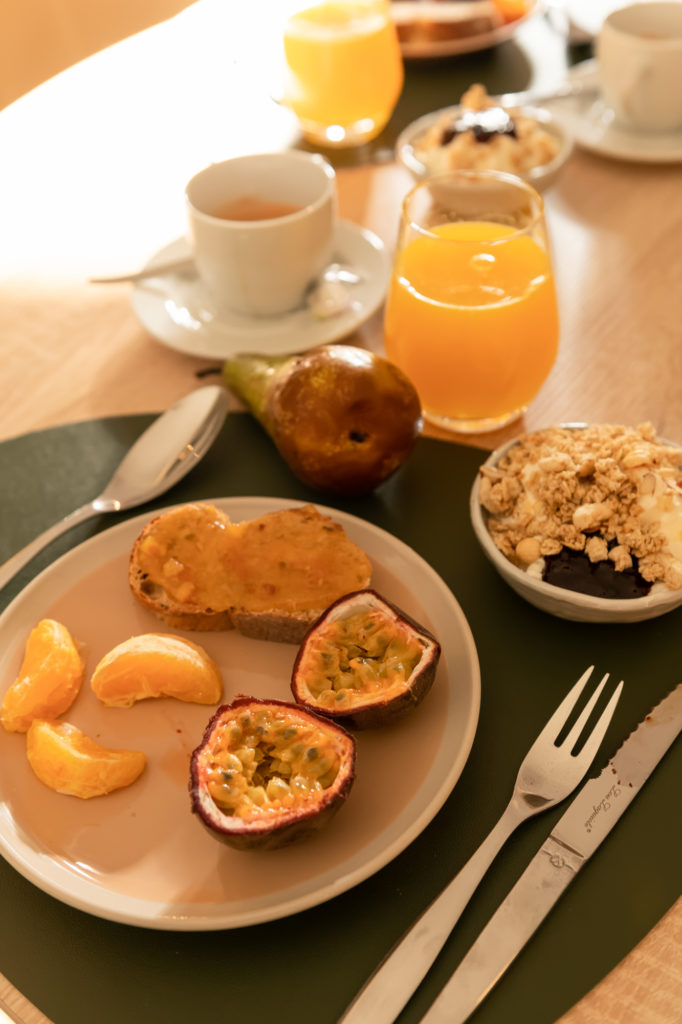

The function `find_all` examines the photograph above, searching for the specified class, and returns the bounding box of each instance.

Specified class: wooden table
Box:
[0,3,680,1022]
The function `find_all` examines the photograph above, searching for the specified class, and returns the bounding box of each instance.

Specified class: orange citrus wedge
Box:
[26,720,146,798]
[90,633,223,708]
[1,619,85,733]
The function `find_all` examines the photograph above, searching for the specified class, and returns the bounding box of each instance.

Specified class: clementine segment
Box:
[26,720,146,798]
[1,619,85,733]
[90,633,223,708]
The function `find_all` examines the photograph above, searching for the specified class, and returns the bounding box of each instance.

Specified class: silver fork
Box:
[339,666,623,1024]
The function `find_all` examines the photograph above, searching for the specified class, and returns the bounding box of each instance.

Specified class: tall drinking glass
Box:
[282,0,404,148]
[384,171,559,434]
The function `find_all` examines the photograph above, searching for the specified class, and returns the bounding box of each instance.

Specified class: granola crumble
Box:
[479,423,682,592]
[414,83,560,177]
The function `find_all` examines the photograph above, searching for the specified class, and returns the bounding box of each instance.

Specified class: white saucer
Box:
[131,220,390,360]
[544,60,682,164]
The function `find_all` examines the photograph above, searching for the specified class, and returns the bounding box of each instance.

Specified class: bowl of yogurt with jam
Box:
[396,83,573,192]
[470,422,682,622]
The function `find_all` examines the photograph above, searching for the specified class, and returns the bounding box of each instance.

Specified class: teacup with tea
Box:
[596,2,682,133]
[185,151,336,317]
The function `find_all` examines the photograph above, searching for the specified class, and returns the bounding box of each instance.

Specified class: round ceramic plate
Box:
[544,59,682,164]
[130,221,389,360]
[0,498,480,930]
[392,0,539,59]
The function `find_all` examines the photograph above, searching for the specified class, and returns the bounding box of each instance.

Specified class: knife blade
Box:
[419,683,682,1024]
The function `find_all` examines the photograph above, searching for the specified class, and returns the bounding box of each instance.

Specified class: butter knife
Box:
[420,683,682,1024]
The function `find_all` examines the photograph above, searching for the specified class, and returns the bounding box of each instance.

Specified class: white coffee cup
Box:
[596,2,682,133]
[185,151,336,317]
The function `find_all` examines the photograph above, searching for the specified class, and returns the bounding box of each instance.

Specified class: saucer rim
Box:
[546,59,682,164]
[130,220,389,359]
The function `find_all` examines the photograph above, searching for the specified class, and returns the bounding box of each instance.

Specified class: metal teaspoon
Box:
[0,384,229,593]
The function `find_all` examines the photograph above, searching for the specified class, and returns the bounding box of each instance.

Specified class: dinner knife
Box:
[419,683,682,1024]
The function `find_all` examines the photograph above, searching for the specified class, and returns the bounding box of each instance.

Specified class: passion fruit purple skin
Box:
[291,589,441,730]
[189,696,356,851]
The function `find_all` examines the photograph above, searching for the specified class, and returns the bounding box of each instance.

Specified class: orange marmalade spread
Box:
[136,503,372,612]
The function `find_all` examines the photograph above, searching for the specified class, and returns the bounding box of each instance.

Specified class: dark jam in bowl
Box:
[542,544,652,600]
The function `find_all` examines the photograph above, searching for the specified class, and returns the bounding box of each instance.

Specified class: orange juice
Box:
[283,1,404,146]
[384,221,559,430]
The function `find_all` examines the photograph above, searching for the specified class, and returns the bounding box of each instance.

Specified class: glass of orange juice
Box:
[282,0,404,147]
[384,170,559,434]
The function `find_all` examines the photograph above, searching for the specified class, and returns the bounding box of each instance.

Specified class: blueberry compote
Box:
[542,540,651,599]
[440,107,516,146]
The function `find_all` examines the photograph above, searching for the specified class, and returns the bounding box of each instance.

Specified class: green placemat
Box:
[0,412,680,1024]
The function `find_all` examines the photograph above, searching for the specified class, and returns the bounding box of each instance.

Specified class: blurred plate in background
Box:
[391,0,539,59]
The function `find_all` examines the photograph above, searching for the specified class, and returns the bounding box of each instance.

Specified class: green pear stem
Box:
[222,353,293,430]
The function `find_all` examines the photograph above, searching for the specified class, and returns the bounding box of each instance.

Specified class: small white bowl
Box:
[470,434,682,623]
[396,104,573,191]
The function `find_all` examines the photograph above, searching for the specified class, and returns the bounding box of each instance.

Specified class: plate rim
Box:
[0,496,480,930]
[130,221,389,359]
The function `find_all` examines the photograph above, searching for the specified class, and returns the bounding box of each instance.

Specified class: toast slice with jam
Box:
[129,503,372,644]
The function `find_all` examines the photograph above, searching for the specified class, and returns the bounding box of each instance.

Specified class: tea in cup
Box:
[185,151,336,317]
[596,2,682,132]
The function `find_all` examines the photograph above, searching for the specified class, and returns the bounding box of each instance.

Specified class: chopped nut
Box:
[622,446,653,469]
[515,537,541,564]
[538,453,574,474]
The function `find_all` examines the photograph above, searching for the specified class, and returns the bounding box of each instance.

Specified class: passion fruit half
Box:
[189,697,356,850]
[291,589,441,729]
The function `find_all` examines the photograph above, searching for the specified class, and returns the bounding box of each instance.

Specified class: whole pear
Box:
[223,345,423,496]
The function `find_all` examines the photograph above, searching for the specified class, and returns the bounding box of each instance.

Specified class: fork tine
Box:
[536,665,595,743]
[562,672,609,751]
[574,679,624,765]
